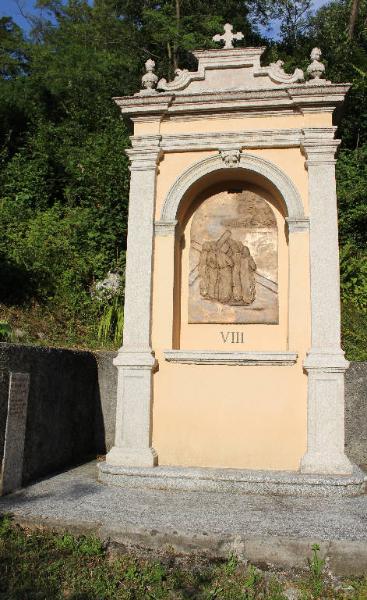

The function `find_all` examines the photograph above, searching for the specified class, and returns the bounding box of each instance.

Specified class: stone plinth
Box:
[99,463,366,497]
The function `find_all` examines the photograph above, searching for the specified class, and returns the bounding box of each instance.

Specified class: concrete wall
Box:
[345,362,367,467]
[0,342,366,486]
[0,343,116,485]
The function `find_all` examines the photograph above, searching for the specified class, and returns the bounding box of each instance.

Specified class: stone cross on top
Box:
[212,23,244,49]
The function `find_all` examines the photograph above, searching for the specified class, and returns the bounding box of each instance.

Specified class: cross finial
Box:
[212,23,244,49]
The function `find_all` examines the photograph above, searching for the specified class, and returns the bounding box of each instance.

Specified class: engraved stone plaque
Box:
[0,370,9,463]
[189,190,278,324]
[1,372,30,495]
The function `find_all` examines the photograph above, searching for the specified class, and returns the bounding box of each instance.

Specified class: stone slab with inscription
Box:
[1,372,30,495]
[0,370,9,463]
[189,189,278,324]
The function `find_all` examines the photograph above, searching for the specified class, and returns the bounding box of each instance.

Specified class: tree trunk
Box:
[173,0,180,73]
[348,0,360,40]
[167,41,173,79]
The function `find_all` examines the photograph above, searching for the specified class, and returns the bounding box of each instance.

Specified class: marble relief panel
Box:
[188,190,279,324]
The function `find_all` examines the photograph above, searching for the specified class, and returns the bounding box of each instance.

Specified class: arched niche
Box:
[154,152,309,351]
[172,177,288,350]
[186,183,279,322]
[157,152,306,229]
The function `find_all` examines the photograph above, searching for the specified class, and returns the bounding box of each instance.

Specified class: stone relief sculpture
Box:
[189,190,279,324]
[220,149,241,168]
[198,231,256,306]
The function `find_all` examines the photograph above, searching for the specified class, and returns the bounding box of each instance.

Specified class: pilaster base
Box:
[105,446,158,468]
[300,452,353,475]
[110,347,158,468]
[302,349,353,476]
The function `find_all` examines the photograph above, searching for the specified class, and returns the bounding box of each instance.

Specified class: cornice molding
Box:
[299,127,340,166]
[158,129,303,152]
[301,128,340,166]
[114,84,350,119]
[301,126,338,142]
[126,136,163,170]
[126,152,163,171]
[130,134,162,146]
[164,350,298,366]
[163,109,299,121]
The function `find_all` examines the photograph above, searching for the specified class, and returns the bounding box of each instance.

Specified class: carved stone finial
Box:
[140,58,158,94]
[157,68,189,92]
[267,60,304,84]
[220,149,241,167]
[213,23,244,49]
[306,48,327,84]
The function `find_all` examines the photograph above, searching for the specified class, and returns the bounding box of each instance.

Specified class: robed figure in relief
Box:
[198,230,256,306]
[189,189,278,324]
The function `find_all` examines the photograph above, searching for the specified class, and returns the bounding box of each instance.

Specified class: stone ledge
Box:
[163,350,298,366]
[114,85,350,118]
[98,463,366,497]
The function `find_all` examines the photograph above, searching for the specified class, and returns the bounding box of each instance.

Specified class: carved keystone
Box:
[220,149,241,167]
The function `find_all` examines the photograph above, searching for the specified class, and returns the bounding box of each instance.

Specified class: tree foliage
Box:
[0,0,366,356]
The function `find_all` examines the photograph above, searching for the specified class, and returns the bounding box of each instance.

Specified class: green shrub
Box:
[0,320,11,341]
[342,303,367,361]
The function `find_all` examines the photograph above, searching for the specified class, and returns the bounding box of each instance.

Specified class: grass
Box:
[1,300,367,360]
[0,303,116,351]
[1,515,367,600]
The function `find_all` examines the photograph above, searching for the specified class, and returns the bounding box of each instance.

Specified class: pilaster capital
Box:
[286,217,310,233]
[113,348,157,370]
[301,127,340,166]
[303,349,349,373]
[154,220,178,237]
[126,134,163,171]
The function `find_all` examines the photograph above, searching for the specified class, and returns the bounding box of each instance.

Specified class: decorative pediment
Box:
[257,60,304,85]
[117,27,342,117]
[157,47,305,94]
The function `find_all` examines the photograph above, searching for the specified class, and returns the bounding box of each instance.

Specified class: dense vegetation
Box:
[0,0,366,356]
[1,515,367,599]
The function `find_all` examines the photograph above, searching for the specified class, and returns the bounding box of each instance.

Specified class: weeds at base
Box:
[0,515,366,600]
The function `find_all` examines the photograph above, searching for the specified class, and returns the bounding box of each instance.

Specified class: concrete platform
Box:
[1,461,367,575]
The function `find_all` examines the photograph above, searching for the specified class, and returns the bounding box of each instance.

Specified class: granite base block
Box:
[98,462,366,497]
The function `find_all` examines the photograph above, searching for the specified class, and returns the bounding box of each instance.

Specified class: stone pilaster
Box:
[105,135,162,468]
[300,128,353,475]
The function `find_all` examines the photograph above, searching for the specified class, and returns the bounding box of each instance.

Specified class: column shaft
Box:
[301,129,352,475]
[106,136,161,467]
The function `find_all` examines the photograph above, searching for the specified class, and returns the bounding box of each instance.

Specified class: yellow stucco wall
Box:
[145,112,318,470]
[134,111,333,136]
